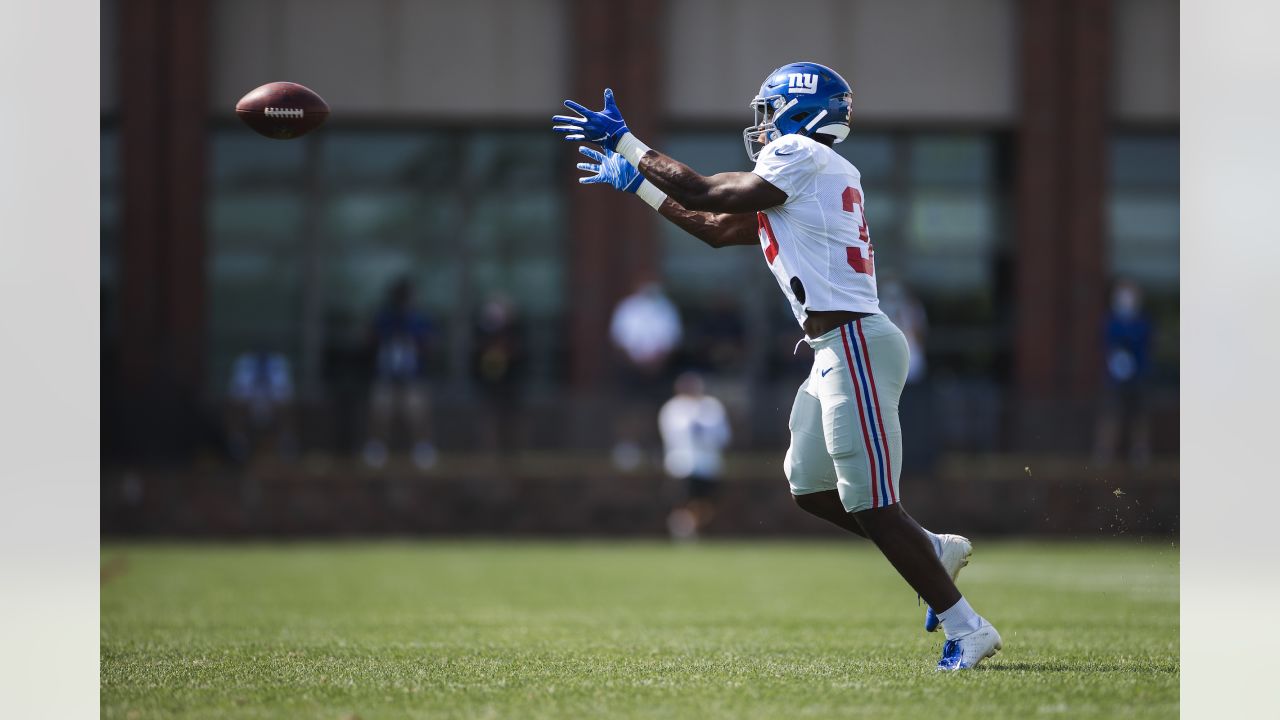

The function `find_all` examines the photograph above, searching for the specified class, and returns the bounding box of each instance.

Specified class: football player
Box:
[553,62,1002,671]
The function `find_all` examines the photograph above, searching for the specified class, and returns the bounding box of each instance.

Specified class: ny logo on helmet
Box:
[787,73,819,94]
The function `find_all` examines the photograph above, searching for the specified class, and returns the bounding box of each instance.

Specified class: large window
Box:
[207,132,309,392]
[903,135,1002,293]
[206,127,566,397]
[1109,134,1179,287]
[1108,132,1179,378]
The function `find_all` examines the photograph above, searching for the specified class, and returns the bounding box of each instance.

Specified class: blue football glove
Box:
[576,146,643,193]
[552,88,631,152]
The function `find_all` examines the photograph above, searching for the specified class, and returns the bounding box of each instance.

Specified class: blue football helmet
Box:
[743,62,854,161]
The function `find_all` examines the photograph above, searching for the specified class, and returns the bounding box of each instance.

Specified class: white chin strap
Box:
[802,109,850,144]
[815,123,849,143]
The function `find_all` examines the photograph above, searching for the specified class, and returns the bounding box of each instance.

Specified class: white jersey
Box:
[751,133,880,328]
[658,394,731,480]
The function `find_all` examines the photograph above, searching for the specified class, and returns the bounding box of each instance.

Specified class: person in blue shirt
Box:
[364,277,438,470]
[1094,279,1154,466]
[226,349,296,464]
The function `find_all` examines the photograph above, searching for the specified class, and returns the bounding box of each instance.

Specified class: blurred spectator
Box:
[471,294,527,456]
[1094,279,1154,467]
[225,349,296,464]
[609,281,683,469]
[610,281,682,373]
[878,277,929,385]
[658,372,731,541]
[878,277,937,471]
[364,277,437,470]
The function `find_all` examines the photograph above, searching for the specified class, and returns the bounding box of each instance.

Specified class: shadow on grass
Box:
[981,660,1179,674]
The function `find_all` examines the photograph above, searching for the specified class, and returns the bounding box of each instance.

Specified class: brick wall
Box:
[102,453,1177,538]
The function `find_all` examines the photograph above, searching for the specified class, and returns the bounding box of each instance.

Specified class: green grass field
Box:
[101,540,1178,719]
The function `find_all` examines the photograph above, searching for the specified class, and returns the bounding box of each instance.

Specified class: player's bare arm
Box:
[656,199,759,248]
[569,143,757,248]
[636,153,786,214]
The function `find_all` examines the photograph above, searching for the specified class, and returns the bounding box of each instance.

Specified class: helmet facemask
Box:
[742,94,791,162]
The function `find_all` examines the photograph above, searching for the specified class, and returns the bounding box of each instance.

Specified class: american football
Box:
[235,81,329,139]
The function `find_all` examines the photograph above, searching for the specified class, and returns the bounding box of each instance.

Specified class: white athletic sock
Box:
[923,529,944,557]
[937,597,983,640]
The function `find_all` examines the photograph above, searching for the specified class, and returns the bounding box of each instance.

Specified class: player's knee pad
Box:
[830,450,871,513]
[784,437,838,496]
[832,444,902,514]
[784,445,809,492]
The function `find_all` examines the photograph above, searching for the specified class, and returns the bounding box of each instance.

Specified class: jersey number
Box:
[760,192,873,274]
[841,186,874,276]
[758,212,779,264]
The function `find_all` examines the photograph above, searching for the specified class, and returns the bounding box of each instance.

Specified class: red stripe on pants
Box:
[839,324,879,508]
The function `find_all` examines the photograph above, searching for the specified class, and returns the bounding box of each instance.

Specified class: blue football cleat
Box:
[936,621,1003,671]
[925,534,973,633]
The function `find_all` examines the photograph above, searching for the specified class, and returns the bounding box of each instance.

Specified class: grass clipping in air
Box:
[101,541,1178,719]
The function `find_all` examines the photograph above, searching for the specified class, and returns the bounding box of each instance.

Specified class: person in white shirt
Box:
[556,61,1001,670]
[658,372,730,540]
[608,281,683,470]
[610,282,683,371]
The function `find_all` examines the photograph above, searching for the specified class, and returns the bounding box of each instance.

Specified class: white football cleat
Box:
[938,534,973,579]
[925,534,973,632]
[936,621,1002,671]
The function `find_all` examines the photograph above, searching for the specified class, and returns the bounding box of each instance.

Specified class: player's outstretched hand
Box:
[553,88,631,152]
[576,146,643,193]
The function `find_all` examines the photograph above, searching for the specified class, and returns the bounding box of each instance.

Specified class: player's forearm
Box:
[617,133,737,213]
[638,152,718,211]
[656,200,756,249]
